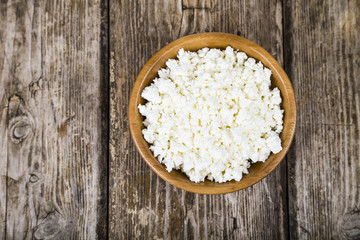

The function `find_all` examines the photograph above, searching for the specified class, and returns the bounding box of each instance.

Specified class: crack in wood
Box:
[182,6,211,11]
[28,77,42,98]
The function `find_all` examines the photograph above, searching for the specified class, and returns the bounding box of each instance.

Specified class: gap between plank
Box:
[282,0,292,239]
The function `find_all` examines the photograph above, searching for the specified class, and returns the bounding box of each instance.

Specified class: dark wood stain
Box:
[58,121,68,137]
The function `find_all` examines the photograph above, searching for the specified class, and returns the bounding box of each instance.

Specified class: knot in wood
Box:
[9,117,33,144]
[340,210,360,239]
[29,174,39,183]
[8,95,35,144]
[34,211,73,239]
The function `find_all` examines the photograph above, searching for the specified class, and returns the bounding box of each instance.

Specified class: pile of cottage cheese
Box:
[138,47,283,183]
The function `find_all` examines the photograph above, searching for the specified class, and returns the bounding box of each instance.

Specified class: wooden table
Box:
[0,0,359,239]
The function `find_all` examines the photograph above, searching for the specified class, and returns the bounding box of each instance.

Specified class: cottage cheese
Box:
[138,47,284,183]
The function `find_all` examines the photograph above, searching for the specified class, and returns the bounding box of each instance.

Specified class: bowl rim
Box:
[129,32,297,194]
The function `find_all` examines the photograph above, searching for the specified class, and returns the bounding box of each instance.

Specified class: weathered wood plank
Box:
[284,0,360,239]
[0,0,108,239]
[109,0,288,239]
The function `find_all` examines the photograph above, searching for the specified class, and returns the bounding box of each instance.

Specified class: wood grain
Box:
[1,0,358,238]
[0,0,108,239]
[284,0,360,239]
[110,0,288,238]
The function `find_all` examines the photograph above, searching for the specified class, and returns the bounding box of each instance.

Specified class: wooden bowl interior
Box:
[129,33,296,194]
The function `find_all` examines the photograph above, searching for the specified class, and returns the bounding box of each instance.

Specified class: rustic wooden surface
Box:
[0,0,108,239]
[284,0,360,239]
[0,0,359,239]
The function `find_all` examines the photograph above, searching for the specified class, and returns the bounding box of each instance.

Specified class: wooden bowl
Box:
[129,33,297,194]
